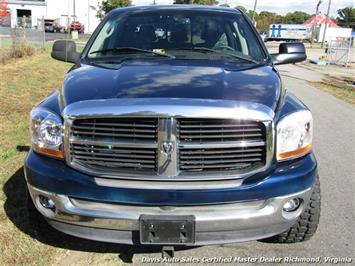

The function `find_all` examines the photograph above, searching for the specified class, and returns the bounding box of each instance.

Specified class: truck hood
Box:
[61,60,281,110]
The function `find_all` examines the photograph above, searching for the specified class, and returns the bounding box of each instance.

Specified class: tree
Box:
[235,5,247,13]
[174,0,191,3]
[284,11,311,24]
[337,6,355,30]
[258,11,276,19]
[97,0,132,19]
[174,0,217,4]
[243,10,312,33]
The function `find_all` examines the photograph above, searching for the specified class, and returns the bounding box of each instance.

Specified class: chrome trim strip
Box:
[63,98,275,121]
[69,137,158,149]
[94,177,243,190]
[157,118,179,177]
[178,140,265,149]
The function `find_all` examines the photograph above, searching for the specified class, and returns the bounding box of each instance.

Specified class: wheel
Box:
[263,176,321,243]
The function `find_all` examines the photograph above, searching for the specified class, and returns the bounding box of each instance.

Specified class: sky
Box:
[131,0,354,17]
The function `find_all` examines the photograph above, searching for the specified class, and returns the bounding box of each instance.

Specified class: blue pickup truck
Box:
[25,5,320,250]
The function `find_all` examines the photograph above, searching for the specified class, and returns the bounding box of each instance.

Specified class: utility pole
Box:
[251,0,258,23]
[88,0,90,33]
[73,0,76,22]
[316,0,322,13]
[311,0,322,46]
[321,0,331,48]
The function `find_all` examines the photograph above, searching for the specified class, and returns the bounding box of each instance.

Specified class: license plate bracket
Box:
[139,215,195,245]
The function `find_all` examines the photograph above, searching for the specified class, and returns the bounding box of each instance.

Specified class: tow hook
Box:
[162,246,175,258]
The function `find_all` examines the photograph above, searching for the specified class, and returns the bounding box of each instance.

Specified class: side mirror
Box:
[51,40,80,63]
[271,42,307,65]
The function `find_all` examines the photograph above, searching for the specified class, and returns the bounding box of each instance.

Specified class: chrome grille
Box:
[68,118,158,174]
[178,119,266,173]
[64,98,274,184]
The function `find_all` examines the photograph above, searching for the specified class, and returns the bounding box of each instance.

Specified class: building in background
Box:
[303,12,352,43]
[0,0,11,26]
[1,0,103,33]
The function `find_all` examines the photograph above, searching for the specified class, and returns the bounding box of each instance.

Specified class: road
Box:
[127,64,355,265]
[45,32,90,41]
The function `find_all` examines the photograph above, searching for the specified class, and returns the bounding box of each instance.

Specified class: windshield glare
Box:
[88,10,266,63]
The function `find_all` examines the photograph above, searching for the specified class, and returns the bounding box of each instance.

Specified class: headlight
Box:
[276,110,313,161]
[30,107,64,159]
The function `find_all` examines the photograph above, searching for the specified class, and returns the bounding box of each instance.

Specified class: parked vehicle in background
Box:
[25,6,320,254]
[70,21,84,33]
[268,24,311,42]
[44,19,64,33]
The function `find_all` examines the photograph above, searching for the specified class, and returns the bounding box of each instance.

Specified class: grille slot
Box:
[177,118,266,173]
[71,118,158,141]
[177,119,264,142]
[69,118,158,174]
[70,144,157,171]
[179,146,265,172]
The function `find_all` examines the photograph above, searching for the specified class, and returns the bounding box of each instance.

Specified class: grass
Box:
[0,51,128,265]
[309,79,355,105]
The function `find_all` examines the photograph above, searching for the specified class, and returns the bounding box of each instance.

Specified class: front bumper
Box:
[28,184,312,245]
[25,151,317,245]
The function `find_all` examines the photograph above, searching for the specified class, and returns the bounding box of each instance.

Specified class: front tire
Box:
[263,176,321,243]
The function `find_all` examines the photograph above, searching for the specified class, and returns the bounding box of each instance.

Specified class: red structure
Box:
[0,0,10,26]
[304,12,339,28]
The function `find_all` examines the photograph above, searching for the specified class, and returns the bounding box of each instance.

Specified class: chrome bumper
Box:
[28,184,312,245]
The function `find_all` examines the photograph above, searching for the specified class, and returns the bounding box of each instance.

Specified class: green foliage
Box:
[337,6,355,30]
[235,5,247,13]
[97,0,132,19]
[174,0,217,5]
[234,8,312,32]
[284,11,311,24]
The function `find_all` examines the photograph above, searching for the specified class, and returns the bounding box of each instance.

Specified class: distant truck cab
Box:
[44,19,63,33]
[25,6,320,251]
[70,21,85,33]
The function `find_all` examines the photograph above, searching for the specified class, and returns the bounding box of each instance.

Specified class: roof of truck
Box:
[110,5,242,15]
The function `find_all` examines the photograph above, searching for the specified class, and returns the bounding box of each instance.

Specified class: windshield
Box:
[87,10,266,64]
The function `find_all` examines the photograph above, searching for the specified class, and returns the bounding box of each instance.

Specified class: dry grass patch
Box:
[309,79,355,105]
[0,51,128,265]
[0,42,36,64]
[0,52,70,265]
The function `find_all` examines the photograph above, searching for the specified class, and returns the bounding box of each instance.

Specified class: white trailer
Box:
[268,24,312,42]
[315,25,352,43]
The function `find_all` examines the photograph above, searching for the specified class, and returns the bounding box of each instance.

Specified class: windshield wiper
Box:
[172,47,260,64]
[90,47,175,58]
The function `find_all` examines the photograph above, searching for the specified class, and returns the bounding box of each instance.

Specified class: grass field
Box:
[0,51,128,265]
